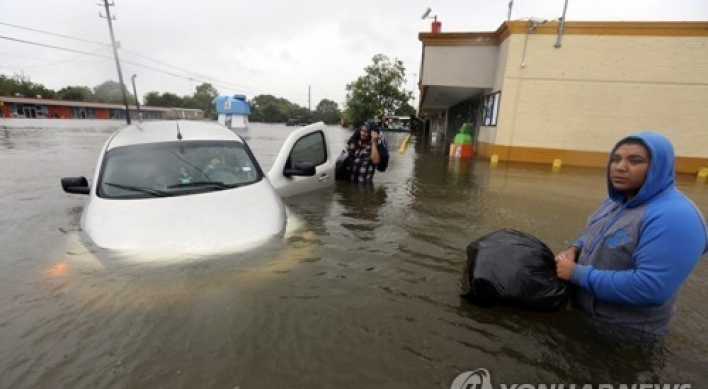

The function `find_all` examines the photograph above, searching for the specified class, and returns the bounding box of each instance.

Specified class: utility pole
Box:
[507,0,514,21]
[131,74,141,121]
[308,85,311,112]
[100,0,131,124]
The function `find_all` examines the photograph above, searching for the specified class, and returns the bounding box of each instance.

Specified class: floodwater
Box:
[1,119,706,389]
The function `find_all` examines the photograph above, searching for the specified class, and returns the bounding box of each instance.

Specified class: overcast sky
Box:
[2,0,706,108]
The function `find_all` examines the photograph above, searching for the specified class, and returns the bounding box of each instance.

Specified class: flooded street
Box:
[1,119,706,389]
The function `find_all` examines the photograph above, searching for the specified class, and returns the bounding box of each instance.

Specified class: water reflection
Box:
[336,182,388,222]
[1,128,14,149]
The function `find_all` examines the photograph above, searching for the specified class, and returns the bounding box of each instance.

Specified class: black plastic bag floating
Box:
[461,228,570,311]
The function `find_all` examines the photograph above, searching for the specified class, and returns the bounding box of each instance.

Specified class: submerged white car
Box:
[61,120,335,254]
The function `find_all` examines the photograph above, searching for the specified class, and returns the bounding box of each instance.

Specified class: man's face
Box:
[609,142,650,199]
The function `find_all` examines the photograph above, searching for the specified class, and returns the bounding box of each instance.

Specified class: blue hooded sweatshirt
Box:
[570,132,707,335]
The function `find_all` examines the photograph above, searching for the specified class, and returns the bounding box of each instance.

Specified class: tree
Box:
[144,91,183,108]
[93,80,129,104]
[314,99,340,124]
[250,94,309,123]
[0,73,56,99]
[344,54,411,126]
[189,83,218,120]
[57,86,94,101]
[395,102,416,117]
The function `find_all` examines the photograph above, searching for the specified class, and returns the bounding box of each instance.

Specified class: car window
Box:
[97,140,261,199]
[287,131,326,168]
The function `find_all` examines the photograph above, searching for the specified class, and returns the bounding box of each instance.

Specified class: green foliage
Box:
[57,86,94,101]
[249,94,323,124]
[92,80,130,104]
[314,99,340,124]
[142,83,216,118]
[191,83,218,120]
[395,101,416,116]
[344,54,412,126]
[250,94,287,123]
[144,91,183,107]
[0,73,56,99]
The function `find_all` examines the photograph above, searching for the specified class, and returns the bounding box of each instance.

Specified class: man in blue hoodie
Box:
[555,132,707,335]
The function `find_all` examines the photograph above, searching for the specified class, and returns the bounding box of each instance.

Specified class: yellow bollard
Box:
[697,167,708,182]
[552,158,562,172]
[490,154,499,166]
[398,134,411,154]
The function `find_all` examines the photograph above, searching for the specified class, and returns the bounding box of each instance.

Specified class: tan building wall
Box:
[472,21,708,173]
[422,45,498,88]
[478,38,511,145]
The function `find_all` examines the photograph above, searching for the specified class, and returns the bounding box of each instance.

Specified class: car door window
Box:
[288,131,326,167]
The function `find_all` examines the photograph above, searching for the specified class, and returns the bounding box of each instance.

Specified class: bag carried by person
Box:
[461,228,570,311]
[376,135,389,172]
[335,150,352,181]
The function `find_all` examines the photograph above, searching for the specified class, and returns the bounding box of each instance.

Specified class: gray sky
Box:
[2,0,706,108]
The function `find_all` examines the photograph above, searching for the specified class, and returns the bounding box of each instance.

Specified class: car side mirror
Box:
[283,162,316,178]
[61,176,90,195]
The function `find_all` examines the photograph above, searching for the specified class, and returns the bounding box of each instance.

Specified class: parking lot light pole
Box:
[131,74,141,121]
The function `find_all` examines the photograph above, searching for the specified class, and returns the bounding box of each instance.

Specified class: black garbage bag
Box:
[461,228,570,311]
[335,150,352,181]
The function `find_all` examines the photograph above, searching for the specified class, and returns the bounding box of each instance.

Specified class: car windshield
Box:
[97,140,261,199]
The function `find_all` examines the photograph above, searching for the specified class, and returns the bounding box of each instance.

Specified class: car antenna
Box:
[176,121,183,140]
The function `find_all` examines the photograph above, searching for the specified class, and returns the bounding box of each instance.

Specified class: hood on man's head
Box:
[607,131,676,206]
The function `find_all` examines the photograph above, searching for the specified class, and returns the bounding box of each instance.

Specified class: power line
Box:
[0,28,338,105]
[0,22,264,96]
[0,51,48,60]
[0,35,113,57]
[0,33,258,96]
[0,21,108,46]
[1,46,111,69]
[0,21,298,97]
[118,49,260,95]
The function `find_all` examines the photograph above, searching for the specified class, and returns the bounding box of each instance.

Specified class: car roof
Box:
[106,120,243,150]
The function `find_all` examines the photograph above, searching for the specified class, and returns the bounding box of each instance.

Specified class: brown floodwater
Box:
[1,119,706,389]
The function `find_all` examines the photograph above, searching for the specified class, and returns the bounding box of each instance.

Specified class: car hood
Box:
[82,180,286,253]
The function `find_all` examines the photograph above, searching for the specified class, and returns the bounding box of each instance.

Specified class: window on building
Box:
[483,91,501,126]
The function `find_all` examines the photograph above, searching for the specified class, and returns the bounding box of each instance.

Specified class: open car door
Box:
[268,121,335,198]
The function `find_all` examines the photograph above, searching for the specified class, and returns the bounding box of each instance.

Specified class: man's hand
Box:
[370,130,380,142]
[555,256,576,281]
[555,246,579,281]
[369,132,381,164]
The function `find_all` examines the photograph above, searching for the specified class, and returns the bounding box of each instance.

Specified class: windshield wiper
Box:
[103,182,172,197]
[167,181,237,189]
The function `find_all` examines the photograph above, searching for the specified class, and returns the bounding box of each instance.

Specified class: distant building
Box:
[0,96,204,121]
[215,94,250,131]
[417,20,708,173]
